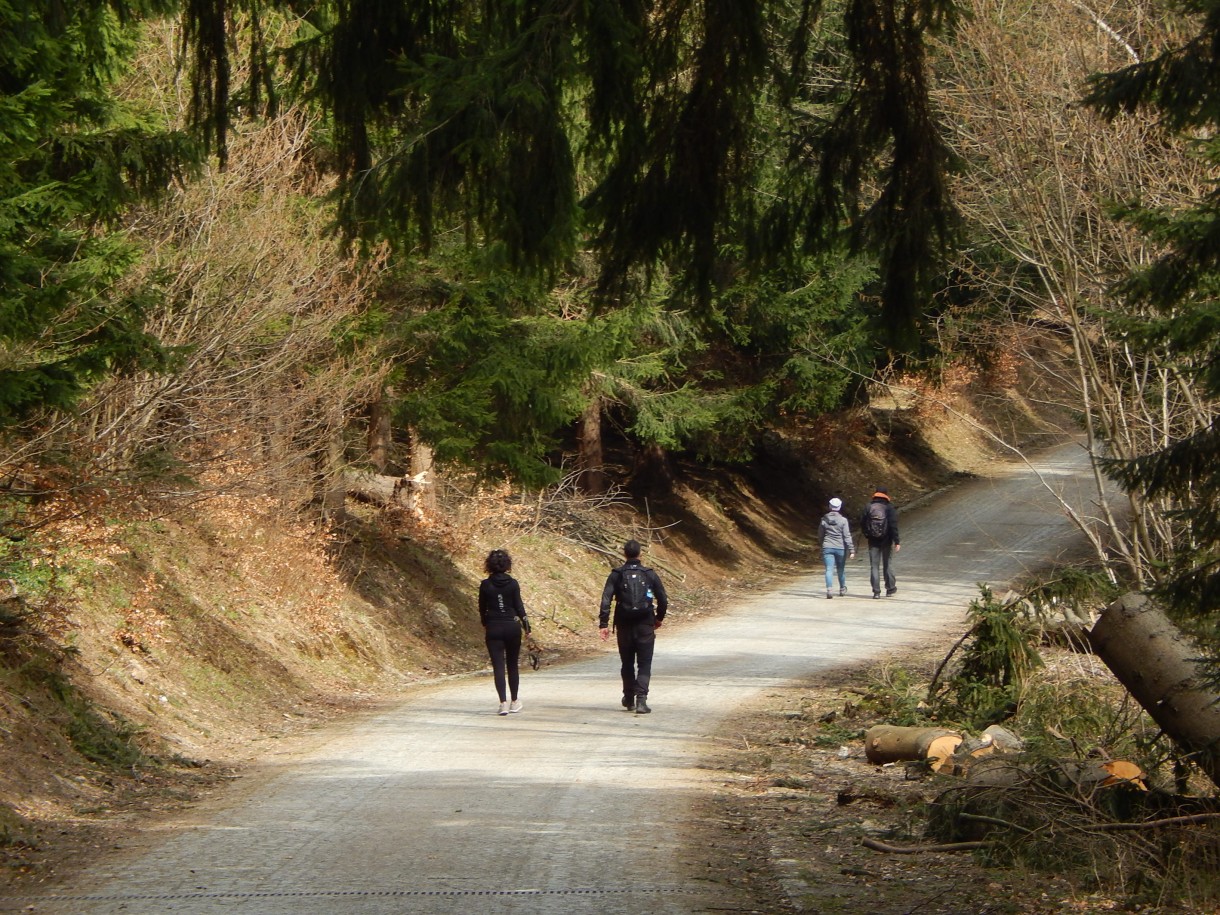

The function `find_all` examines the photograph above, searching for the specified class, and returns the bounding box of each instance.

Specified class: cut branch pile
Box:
[917,759,1219,876]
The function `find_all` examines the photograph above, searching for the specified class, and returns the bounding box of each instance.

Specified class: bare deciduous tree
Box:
[56,110,387,507]
[932,0,1212,589]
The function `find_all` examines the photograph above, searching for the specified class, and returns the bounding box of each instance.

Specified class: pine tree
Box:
[0,1,197,425]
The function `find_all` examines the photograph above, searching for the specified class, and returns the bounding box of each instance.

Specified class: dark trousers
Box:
[868,543,896,595]
[485,619,522,702]
[616,618,656,699]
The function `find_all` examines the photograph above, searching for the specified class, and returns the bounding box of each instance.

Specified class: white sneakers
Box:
[509,699,523,714]
[498,701,509,716]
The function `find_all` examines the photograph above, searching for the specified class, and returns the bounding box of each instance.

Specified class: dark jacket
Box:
[598,559,668,628]
[478,573,529,632]
[860,497,900,547]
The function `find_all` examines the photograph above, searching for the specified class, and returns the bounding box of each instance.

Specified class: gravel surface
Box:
[3,441,1104,914]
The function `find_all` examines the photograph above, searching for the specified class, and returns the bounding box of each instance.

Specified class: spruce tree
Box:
[179,0,960,348]
[0,1,196,425]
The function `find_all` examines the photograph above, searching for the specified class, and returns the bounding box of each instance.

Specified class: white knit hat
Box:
[829,497,842,510]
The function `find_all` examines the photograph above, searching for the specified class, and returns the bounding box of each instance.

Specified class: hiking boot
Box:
[509,699,523,714]
[498,701,509,716]
[635,697,651,714]
[622,694,635,711]
[886,588,897,596]
[873,592,881,599]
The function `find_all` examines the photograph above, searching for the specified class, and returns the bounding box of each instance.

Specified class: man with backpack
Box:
[598,540,668,714]
[860,488,901,599]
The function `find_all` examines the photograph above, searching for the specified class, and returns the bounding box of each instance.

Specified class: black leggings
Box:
[485,619,522,702]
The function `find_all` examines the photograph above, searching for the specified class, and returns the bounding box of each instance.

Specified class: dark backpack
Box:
[616,564,654,613]
[865,502,889,540]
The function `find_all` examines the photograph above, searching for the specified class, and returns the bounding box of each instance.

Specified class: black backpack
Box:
[865,502,889,540]
[616,564,653,613]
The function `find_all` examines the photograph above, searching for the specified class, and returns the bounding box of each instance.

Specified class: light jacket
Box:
[819,510,854,551]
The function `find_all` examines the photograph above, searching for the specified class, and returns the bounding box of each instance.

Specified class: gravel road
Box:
[6,441,1108,914]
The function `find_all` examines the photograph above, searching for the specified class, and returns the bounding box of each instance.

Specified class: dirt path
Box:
[2,441,1103,914]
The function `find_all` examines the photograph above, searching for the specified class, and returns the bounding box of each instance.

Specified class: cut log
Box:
[930,756,1146,844]
[1089,593,1220,789]
[943,727,1027,777]
[981,724,1024,753]
[957,733,996,758]
[1052,759,1148,792]
[864,725,962,770]
[1101,760,1147,789]
[957,755,1026,789]
[943,735,996,777]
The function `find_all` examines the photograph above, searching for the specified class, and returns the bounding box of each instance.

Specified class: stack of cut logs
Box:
[863,723,1146,788]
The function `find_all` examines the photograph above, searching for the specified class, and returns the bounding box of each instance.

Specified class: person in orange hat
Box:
[860,488,901,598]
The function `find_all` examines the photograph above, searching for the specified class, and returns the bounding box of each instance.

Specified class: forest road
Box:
[5,440,1111,914]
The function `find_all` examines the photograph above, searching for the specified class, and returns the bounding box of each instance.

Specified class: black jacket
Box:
[860,498,900,547]
[598,559,668,628]
[478,573,529,631]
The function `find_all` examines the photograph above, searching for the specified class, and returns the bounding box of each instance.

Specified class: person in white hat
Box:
[818,497,855,599]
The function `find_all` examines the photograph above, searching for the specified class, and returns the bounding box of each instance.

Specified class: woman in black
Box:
[478,549,530,715]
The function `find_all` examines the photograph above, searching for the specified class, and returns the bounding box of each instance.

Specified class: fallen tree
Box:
[1089,593,1220,789]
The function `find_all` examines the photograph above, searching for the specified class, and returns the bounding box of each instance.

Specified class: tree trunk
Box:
[1089,592,1220,789]
[577,394,607,495]
[367,389,393,474]
[318,407,346,523]
[407,429,436,514]
[268,408,293,504]
[633,442,673,493]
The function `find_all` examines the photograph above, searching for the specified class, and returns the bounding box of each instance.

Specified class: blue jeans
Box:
[823,547,847,592]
